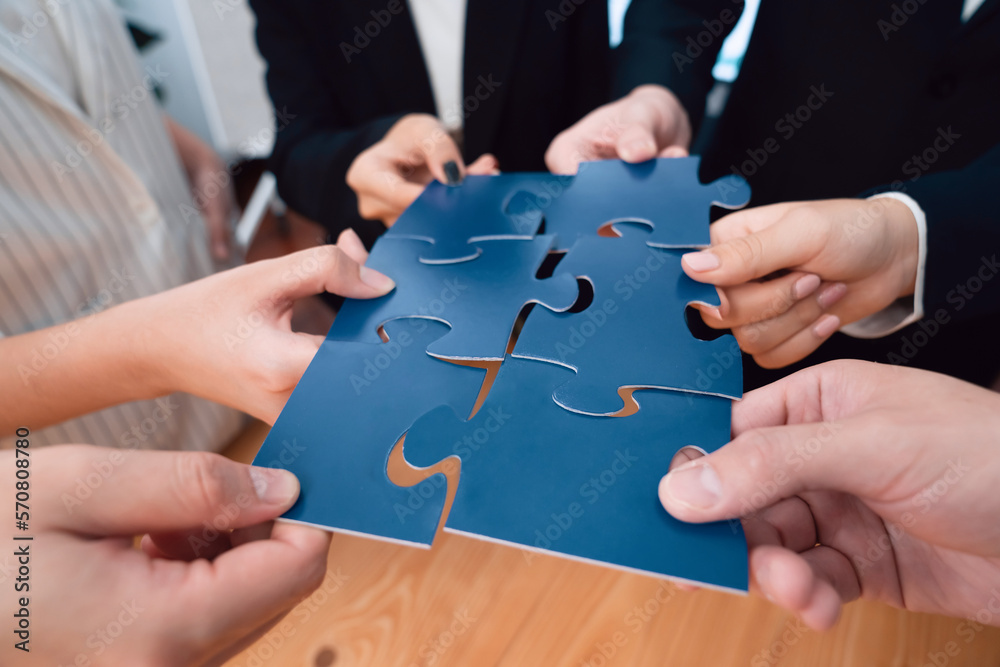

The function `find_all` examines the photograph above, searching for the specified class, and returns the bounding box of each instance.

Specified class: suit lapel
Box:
[336,1,435,113]
[462,0,530,157]
[0,31,92,130]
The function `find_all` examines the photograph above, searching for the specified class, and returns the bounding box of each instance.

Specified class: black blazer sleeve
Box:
[902,142,1000,322]
[249,0,393,245]
[614,0,744,134]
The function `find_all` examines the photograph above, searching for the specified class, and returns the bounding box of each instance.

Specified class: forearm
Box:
[0,299,165,435]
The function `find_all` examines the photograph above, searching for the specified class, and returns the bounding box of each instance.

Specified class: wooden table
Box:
[222,421,1000,667]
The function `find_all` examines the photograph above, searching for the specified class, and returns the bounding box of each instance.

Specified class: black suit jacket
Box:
[249,0,610,247]
[617,0,1000,387]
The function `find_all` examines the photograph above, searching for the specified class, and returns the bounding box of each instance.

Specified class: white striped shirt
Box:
[0,0,243,451]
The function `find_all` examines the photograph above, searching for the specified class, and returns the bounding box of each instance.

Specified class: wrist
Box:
[880,196,920,299]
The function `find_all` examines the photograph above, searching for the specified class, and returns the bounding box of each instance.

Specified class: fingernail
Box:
[755,560,775,602]
[816,283,847,309]
[812,314,841,338]
[792,274,821,300]
[249,468,299,506]
[682,251,720,272]
[360,266,396,291]
[662,463,722,510]
[620,140,656,161]
[443,160,461,186]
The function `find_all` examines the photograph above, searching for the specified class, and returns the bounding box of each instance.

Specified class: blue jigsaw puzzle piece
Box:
[329,235,579,361]
[541,157,750,250]
[253,319,485,546]
[387,173,560,263]
[513,224,742,414]
[402,357,748,591]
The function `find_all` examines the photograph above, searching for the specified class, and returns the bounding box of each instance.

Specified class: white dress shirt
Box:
[0,0,243,450]
[408,0,467,131]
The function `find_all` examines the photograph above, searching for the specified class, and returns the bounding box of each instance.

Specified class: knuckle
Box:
[173,452,231,515]
[725,234,767,274]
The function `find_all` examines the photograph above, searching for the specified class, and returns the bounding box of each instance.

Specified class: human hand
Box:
[166,117,236,262]
[346,113,498,226]
[1,444,330,666]
[659,360,1000,630]
[681,198,920,368]
[545,84,692,175]
[136,229,395,423]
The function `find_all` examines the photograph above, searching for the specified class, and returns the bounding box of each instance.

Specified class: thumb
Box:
[615,123,660,163]
[38,446,301,535]
[658,419,862,523]
[266,245,395,302]
[680,216,815,286]
[421,133,466,185]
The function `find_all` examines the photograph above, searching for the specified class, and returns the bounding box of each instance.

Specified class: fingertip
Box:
[618,138,657,163]
[812,314,841,339]
[248,467,300,508]
[359,266,396,293]
[682,251,721,273]
[658,461,723,519]
[336,228,369,264]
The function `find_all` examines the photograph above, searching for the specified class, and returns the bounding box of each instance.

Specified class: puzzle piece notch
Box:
[387,174,562,264]
[402,356,748,592]
[330,234,580,361]
[540,157,751,251]
[513,222,742,416]
[253,319,486,546]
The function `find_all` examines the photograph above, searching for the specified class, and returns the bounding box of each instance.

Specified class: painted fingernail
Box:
[443,160,461,186]
[249,467,299,506]
[816,283,847,309]
[662,463,722,510]
[793,274,821,300]
[682,252,720,272]
[812,314,841,338]
[360,266,396,291]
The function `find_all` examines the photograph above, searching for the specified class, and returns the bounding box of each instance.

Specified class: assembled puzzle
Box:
[254,157,751,592]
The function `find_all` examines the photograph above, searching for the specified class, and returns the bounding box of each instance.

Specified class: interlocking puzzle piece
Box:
[253,319,485,546]
[403,357,748,592]
[329,235,579,361]
[387,173,558,263]
[541,158,750,250]
[513,224,742,414]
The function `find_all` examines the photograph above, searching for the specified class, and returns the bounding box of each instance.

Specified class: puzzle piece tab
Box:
[513,223,742,414]
[541,158,750,250]
[403,357,748,591]
[387,174,558,263]
[253,319,485,546]
[330,235,579,361]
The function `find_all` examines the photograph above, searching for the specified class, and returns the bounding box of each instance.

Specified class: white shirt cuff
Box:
[840,192,927,339]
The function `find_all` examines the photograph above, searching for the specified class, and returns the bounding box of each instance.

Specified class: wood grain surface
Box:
[222,421,1000,667]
